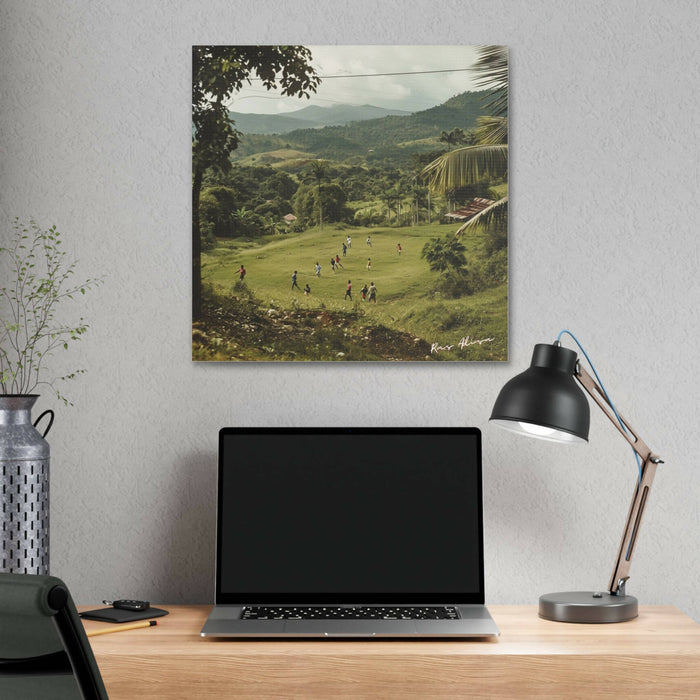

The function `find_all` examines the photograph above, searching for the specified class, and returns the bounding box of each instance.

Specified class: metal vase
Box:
[0,395,54,574]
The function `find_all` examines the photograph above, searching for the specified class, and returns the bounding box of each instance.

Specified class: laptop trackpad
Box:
[284,620,417,636]
[203,619,287,635]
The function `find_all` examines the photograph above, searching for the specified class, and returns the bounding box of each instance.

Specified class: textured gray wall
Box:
[2,1,699,621]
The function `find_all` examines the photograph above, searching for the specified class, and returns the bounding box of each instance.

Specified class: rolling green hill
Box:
[229,103,412,135]
[232,90,491,165]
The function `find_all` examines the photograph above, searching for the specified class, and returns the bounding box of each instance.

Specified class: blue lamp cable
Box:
[556,330,643,487]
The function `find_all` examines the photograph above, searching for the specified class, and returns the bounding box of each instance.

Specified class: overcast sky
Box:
[227,45,491,115]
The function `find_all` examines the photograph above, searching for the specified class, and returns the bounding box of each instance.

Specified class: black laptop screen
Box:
[216,428,484,605]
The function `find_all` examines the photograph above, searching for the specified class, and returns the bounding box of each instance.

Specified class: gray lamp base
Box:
[539,591,638,623]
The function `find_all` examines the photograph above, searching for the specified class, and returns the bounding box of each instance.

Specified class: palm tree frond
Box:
[472,45,508,118]
[421,145,508,193]
[474,116,508,145]
[456,197,508,235]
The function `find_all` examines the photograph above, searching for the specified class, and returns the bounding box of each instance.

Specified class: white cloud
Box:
[227,45,492,115]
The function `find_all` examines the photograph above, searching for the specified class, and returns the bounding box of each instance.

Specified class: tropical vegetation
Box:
[192,45,508,361]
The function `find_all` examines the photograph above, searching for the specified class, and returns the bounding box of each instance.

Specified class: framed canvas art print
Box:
[193,45,508,361]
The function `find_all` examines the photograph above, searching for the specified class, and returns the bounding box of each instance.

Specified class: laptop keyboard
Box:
[241,606,459,620]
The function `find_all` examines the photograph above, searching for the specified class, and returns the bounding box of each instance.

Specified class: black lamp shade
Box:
[490,344,590,443]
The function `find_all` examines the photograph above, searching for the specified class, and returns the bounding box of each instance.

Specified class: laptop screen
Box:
[216,428,484,605]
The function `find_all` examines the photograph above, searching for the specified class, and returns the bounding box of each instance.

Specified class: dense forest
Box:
[200,90,503,242]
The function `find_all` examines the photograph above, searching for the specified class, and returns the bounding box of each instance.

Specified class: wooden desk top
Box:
[81,605,700,699]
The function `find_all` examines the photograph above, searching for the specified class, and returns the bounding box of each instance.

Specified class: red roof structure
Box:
[445,198,495,221]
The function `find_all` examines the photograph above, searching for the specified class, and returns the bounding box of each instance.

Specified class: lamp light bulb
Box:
[518,422,557,438]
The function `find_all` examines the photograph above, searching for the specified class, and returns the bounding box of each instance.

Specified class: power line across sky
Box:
[248,67,474,81]
[231,45,488,114]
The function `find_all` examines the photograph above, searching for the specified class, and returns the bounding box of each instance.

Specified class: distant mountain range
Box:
[229,103,413,134]
[230,91,495,167]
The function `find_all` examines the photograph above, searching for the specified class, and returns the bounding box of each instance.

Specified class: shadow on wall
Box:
[151,450,218,603]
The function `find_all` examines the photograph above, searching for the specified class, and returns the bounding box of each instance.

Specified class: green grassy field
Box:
[238,148,316,169]
[200,223,507,361]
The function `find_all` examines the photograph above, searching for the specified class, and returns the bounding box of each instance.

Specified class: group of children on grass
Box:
[237,235,401,306]
[341,280,377,303]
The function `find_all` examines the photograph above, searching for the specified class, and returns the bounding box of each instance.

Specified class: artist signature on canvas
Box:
[430,336,496,354]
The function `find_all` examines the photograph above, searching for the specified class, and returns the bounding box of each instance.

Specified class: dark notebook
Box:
[80,607,169,623]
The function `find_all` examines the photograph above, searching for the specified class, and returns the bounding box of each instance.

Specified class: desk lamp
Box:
[490,333,663,623]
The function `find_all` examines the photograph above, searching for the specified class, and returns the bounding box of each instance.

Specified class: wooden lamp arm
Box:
[575,365,664,595]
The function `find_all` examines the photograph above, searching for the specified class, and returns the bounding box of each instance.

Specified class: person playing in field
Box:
[342,242,347,257]
[344,280,352,301]
[237,264,246,281]
[360,283,368,301]
[346,235,352,248]
[315,261,321,277]
[335,254,344,269]
[304,283,311,296]
[368,281,377,303]
[330,256,336,272]
[291,270,300,291]
[366,235,372,247]
[397,243,402,255]
[366,257,371,271]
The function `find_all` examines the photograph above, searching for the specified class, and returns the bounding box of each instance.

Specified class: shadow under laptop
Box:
[205,635,500,643]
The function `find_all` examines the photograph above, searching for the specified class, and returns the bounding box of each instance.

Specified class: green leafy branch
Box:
[0,218,101,404]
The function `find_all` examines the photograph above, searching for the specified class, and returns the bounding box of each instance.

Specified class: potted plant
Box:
[1,218,100,574]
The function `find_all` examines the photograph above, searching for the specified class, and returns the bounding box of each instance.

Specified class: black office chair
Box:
[0,572,108,699]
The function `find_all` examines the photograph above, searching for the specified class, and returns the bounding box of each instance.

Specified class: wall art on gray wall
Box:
[192,45,508,361]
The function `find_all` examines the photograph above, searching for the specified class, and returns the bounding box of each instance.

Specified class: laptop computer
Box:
[200,427,499,638]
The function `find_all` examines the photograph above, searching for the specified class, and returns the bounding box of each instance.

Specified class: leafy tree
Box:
[421,236,468,274]
[294,182,349,227]
[192,46,319,317]
[204,164,296,213]
[317,183,350,224]
[343,174,367,201]
[411,185,430,224]
[380,185,398,223]
[353,207,384,227]
[261,171,298,200]
[254,198,292,220]
[439,127,467,151]
[199,186,238,237]
[231,207,265,237]
[303,160,330,230]
[261,216,281,236]
[422,235,472,298]
[293,184,313,225]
